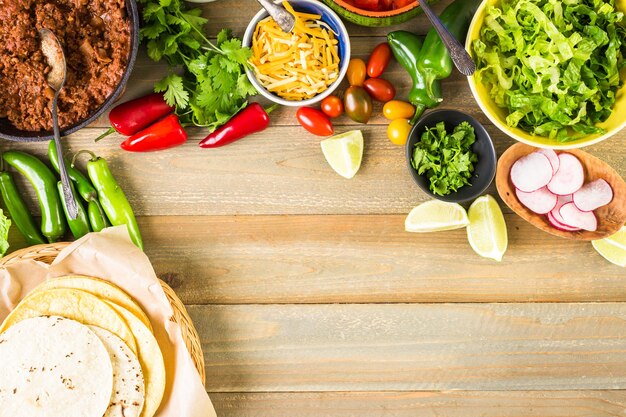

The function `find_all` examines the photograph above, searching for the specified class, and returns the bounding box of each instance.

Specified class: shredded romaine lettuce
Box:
[472,0,626,141]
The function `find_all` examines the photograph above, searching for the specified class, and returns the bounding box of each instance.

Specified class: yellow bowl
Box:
[465,0,626,149]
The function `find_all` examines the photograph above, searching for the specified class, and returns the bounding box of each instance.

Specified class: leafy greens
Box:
[411,122,478,196]
[137,0,257,130]
[472,0,626,140]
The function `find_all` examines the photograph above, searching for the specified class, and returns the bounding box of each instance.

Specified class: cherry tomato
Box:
[367,43,392,78]
[354,0,380,11]
[344,86,373,124]
[363,78,396,102]
[387,118,412,145]
[394,0,415,7]
[346,58,367,87]
[296,107,334,136]
[320,95,344,118]
[383,100,416,120]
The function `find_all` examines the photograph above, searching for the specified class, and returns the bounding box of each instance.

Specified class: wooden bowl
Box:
[496,143,626,241]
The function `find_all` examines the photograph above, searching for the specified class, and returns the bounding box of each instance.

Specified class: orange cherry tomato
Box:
[387,118,412,145]
[382,100,416,120]
[367,42,392,78]
[363,78,396,102]
[346,58,367,87]
[320,95,344,118]
[296,107,334,136]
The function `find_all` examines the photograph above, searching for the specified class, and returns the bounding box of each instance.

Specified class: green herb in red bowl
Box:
[320,0,428,26]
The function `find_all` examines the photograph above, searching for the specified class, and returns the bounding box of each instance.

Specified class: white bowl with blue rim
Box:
[242,0,351,107]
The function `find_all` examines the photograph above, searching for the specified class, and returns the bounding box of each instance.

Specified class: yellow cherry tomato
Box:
[346,58,367,87]
[387,118,412,145]
[383,100,416,121]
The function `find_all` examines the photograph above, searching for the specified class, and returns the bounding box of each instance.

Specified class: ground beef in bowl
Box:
[0,0,131,132]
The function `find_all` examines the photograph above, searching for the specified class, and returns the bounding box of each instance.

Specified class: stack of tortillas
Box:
[0,275,165,417]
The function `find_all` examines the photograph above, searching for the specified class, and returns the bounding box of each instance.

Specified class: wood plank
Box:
[189,303,626,391]
[209,391,626,417]
[6,214,625,303]
[3,126,625,217]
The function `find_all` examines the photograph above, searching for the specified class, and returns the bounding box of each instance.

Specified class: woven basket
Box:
[0,242,206,385]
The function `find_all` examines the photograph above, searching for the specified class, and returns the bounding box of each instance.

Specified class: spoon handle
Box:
[255,0,296,33]
[418,0,476,76]
[52,94,79,220]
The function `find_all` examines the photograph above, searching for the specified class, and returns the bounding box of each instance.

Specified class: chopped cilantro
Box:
[411,121,478,196]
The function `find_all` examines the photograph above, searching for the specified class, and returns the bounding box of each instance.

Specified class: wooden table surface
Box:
[4,0,626,415]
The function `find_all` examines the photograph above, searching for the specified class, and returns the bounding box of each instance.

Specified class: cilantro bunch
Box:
[137,0,257,130]
[411,122,478,196]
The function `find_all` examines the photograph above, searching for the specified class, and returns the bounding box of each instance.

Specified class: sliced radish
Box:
[510,152,553,192]
[547,211,582,232]
[573,179,613,211]
[515,186,557,214]
[550,194,573,225]
[536,149,560,175]
[547,153,584,195]
[559,202,598,231]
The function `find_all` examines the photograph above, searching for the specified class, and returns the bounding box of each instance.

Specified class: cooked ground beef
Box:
[0,0,130,131]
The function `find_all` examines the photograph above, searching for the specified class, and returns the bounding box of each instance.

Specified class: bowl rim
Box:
[242,0,351,107]
[405,108,497,203]
[0,0,140,142]
[330,0,419,17]
[465,0,626,150]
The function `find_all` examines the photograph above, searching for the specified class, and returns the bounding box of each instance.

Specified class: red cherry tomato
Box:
[320,95,344,118]
[367,43,392,78]
[353,0,380,10]
[394,0,415,7]
[363,78,396,103]
[296,107,334,136]
[346,58,367,87]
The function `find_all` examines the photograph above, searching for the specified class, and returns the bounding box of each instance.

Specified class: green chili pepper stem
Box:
[57,181,91,239]
[87,200,110,233]
[95,127,117,142]
[48,141,98,203]
[410,105,427,125]
[86,155,143,250]
[3,151,66,243]
[0,171,46,246]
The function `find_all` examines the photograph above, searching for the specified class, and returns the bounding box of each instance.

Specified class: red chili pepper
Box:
[199,103,276,148]
[96,93,174,141]
[296,107,334,136]
[120,114,187,152]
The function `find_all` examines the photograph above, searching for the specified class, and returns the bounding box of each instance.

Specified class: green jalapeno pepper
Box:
[87,200,110,233]
[3,151,66,243]
[57,181,91,239]
[0,170,46,246]
[416,0,482,99]
[387,31,442,124]
[75,151,143,250]
[48,141,98,202]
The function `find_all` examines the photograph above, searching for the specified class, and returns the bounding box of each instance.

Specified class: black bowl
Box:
[0,0,140,142]
[405,109,497,203]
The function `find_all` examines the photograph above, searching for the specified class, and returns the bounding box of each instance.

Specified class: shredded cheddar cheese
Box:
[250,2,340,101]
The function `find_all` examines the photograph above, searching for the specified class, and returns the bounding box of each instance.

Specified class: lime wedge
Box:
[321,130,364,179]
[592,226,626,267]
[467,195,508,262]
[405,200,469,233]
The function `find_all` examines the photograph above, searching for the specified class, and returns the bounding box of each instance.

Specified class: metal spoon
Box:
[255,0,295,33]
[39,28,79,220]
[418,0,476,76]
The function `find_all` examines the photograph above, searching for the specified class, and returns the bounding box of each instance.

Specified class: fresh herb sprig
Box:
[137,0,257,130]
[411,121,478,196]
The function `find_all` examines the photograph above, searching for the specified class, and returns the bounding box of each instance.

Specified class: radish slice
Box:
[510,153,553,192]
[573,179,613,211]
[559,202,598,231]
[536,149,559,175]
[550,194,573,225]
[547,211,581,232]
[515,186,557,214]
[547,153,584,195]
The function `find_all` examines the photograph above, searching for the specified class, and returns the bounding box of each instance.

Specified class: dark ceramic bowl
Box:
[0,0,140,142]
[406,109,497,203]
